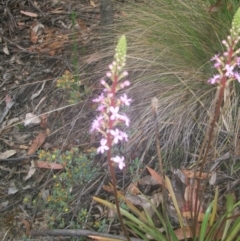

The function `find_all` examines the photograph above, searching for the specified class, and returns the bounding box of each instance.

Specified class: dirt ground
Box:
[0,0,108,239]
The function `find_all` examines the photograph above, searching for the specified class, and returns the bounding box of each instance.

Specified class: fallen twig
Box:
[30,229,144,241]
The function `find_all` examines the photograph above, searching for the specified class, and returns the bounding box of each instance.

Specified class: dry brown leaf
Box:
[138,175,160,186]
[24,113,41,127]
[19,145,29,150]
[36,160,64,169]
[27,132,46,155]
[182,210,205,222]
[181,169,209,179]
[146,166,168,189]
[20,10,38,17]
[30,29,38,44]
[77,19,87,31]
[0,150,16,159]
[102,185,114,193]
[174,224,201,240]
[40,114,48,128]
[126,183,140,195]
[90,0,97,7]
[17,22,25,26]
[3,43,10,55]
[209,172,217,185]
[50,8,64,13]
[22,219,31,237]
[25,160,36,180]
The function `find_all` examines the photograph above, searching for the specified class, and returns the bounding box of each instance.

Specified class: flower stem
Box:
[107,148,131,241]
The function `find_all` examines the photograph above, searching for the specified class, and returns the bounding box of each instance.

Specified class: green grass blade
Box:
[210,186,218,226]
[93,197,168,241]
[225,217,240,241]
[205,214,225,240]
[221,194,234,240]
[165,175,184,228]
[125,221,149,241]
[199,202,212,241]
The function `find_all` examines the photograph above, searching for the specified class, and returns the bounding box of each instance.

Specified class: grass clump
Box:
[90,0,240,166]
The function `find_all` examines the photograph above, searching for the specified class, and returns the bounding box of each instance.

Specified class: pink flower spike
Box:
[111,156,125,170]
[109,106,120,120]
[225,64,234,77]
[97,138,109,154]
[120,94,132,106]
[110,128,123,144]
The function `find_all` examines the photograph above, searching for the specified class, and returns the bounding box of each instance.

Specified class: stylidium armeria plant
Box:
[193,8,240,230]
[199,8,240,175]
[91,35,131,241]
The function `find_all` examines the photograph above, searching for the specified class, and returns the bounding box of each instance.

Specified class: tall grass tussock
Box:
[89,0,240,167]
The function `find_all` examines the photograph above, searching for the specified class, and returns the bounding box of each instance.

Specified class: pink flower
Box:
[234,72,240,83]
[101,79,106,86]
[120,80,130,89]
[225,64,234,77]
[110,129,123,144]
[97,105,105,112]
[93,93,105,103]
[208,74,221,84]
[111,156,125,170]
[236,57,240,68]
[91,116,104,132]
[214,62,221,69]
[97,138,109,154]
[211,54,220,61]
[120,94,132,106]
[118,114,130,126]
[106,72,112,78]
[120,131,128,142]
[109,106,120,120]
